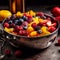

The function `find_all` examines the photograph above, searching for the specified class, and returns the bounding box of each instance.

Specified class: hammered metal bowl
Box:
[0,13,59,49]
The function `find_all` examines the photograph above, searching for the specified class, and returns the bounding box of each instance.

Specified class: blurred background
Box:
[0,0,60,10]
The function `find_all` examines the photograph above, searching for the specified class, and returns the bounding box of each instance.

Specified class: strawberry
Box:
[48,26,56,32]
[47,21,52,26]
[51,23,57,27]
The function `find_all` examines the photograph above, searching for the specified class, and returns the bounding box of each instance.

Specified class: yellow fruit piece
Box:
[16,11,23,17]
[38,18,44,23]
[29,31,38,37]
[12,32,17,35]
[39,33,46,36]
[29,10,36,16]
[28,22,34,27]
[27,26,34,33]
[4,27,10,32]
[41,26,51,34]
[4,27,14,33]
[9,28,14,33]
[32,17,39,24]
[25,12,30,16]
[0,10,12,21]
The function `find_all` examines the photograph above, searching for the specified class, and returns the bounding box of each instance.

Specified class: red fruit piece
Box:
[15,26,20,31]
[31,23,37,28]
[4,49,11,55]
[4,22,9,28]
[15,26,23,32]
[18,30,23,35]
[51,23,57,27]
[14,50,22,57]
[18,30,28,36]
[36,12,44,17]
[38,20,48,26]
[19,26,23,30]
[28,15,32,19]
[22,30,28,36]
[58,38,60,44]
[22,21,28,26]
[55,16,60,22]
[48,26,56,32]
[10,23,15,27]
[23,13,28,16]
[27,16,32,23]
[51,7,60,16]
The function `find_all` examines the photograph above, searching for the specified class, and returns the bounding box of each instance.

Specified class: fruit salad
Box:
[3,10,57,37]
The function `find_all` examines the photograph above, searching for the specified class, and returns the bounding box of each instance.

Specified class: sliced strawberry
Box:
[47,21,52,26]
[48,26,56,32]
[51,22,57,27]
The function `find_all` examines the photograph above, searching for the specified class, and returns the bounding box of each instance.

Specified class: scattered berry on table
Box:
[14,50,22,57]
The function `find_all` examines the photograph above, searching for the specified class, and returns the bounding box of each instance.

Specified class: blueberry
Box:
[22,16,28,21]
[16,18,24,25]
[19,18,24,23]
[23,26,28,30]
[37,30,42,34]
[14,20,19,24]
[8,20,13,24]
[35,26,41,31]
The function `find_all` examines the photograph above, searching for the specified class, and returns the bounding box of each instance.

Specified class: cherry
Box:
[31,23,37,28]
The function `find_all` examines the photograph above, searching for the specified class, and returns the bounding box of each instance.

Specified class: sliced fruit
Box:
[27,26,34,33]
[29,31,38,37]
[48,26,56,32]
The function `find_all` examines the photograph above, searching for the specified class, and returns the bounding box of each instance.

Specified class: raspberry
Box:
[22,30,28,36]
[4,22,9,28]
[31,23,37,28]
[4,49,11,55]
[19,26,23,30]
[18,30,23,35]
[15,26,20,31]
[22,21,28,26]
[14,50,22,57]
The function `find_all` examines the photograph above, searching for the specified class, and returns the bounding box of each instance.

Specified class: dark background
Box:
[25,0,60,6]
[0,0,60,11]
[0,0,60,6]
